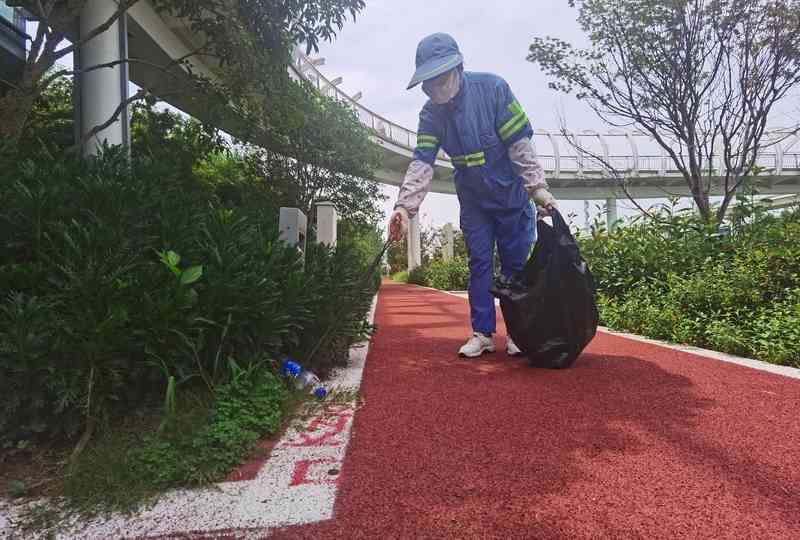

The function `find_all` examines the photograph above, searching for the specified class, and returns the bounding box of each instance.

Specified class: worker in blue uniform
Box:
[388,32,557,358]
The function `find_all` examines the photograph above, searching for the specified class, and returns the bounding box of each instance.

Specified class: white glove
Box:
[388,207,409,241]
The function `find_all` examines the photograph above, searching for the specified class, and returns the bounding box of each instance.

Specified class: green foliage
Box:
[62,364,288,513]
[0,146,382,445]
[425,257,470,291]
[584,202,800,367]
[408,257,469,291]
[407,264,428,287]
[392,270,409,283]
[406,257,470,292]
[240,92,385,226]
[132,362,287,487]
[15,76,74,160]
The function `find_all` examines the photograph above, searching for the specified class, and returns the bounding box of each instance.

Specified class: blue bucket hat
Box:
[407,33,464,90]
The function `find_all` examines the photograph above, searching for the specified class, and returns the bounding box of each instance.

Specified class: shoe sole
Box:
[459,347,496,358]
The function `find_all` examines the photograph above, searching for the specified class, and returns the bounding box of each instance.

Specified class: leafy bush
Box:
[425,257,470,291]
[131,360,287,486]
[583,199,800,367]
[391,270,409,283]
[0,149,381,446]
[402,257,469,291]
[407,264,429,286]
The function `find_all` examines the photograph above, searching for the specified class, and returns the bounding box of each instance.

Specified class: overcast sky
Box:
[316,0,645,232]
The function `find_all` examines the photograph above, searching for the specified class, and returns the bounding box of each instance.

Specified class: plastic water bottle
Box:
[295,370,328,399]
[280,358,327,399]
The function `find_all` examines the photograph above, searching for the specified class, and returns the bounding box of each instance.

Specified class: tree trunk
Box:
[0,87,38,150]
[716,191,736,224]
[689,175,712,221]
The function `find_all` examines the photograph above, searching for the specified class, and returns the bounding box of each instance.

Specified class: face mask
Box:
[423,69,460,104]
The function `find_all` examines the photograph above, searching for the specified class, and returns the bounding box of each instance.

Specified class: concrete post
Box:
[79,0,130,156]
[606,198,618,231]
[279,208,307,257]
[584,200,590,231]
[315,201,337,247]
[407,214,422,271]
[443,223,454,260]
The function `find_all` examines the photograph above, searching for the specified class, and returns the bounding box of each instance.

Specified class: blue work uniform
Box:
[413,71,537,334]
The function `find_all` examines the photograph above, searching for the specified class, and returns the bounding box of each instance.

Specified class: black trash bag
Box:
[490,209,598,369]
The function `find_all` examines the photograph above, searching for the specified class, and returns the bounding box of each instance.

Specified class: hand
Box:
[388,207,409,242]
[532,188,557,217]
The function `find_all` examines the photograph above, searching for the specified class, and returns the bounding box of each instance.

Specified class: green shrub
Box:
[403,257,471,291]
[407,264,429,286]
[425,257,469,291]
[131,360,288,486]
[392,270,409,283]
[585,202,800,367]
[0,150,381,445]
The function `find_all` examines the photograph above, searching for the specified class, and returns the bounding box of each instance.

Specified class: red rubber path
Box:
[272,281,800,539]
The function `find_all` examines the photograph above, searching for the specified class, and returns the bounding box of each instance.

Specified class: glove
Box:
[532,188,557,216]
[388,207,409,242]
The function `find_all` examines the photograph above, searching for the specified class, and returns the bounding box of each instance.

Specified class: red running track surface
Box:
[271,282,800,539]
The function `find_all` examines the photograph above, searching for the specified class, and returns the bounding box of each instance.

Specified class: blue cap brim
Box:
[407,53,463,90]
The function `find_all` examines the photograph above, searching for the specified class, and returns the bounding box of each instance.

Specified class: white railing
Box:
[291,51,800,178]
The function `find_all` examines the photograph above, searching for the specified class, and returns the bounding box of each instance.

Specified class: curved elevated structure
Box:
[292,53,800,201]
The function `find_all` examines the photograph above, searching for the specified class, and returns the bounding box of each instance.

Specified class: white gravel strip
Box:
[0,294,379,540]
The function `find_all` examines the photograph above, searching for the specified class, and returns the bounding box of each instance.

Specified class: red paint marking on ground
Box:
[284,409,352,448]
[224,437,281,482]
[266,282,800,539]
[289,458,340,487]
[225,403,354,484]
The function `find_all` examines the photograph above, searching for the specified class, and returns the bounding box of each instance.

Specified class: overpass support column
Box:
[606,198,618,231]
[77,0,130,156]
[443,223,454,260]
[408,215,422,271]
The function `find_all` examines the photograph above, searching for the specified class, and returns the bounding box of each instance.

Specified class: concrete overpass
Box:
[292,52,800,202]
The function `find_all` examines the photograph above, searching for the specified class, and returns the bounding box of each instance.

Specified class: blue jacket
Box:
[413,71,534,212]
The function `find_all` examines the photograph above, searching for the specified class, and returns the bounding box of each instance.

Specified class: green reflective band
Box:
[417,134,439,145]
[416,142,437,150]
[499,114,529,141]
[499,100,529,141]
[452,151,486,167]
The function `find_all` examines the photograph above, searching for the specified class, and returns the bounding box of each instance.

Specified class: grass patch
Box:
[11,362,294,534]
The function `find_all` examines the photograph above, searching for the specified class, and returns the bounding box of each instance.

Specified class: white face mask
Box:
[423,69,460,104]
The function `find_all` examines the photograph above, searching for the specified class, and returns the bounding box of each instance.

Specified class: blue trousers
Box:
[461,203,536,335]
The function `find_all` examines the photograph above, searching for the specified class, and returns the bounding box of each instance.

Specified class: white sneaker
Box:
[458,333,496,358]
[506,336,522,357]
